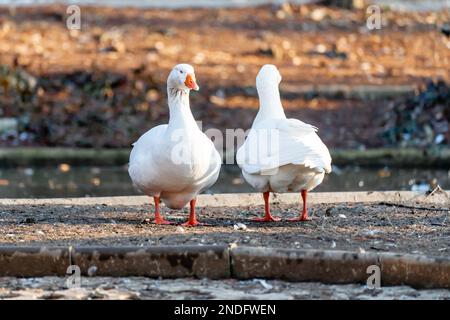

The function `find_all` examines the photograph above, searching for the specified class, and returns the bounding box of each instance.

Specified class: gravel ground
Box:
[0,202,448,257]
[0,277,449,300]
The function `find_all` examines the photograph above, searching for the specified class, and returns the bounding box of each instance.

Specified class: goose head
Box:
[256,64,282,92]
[167,64,199,92]
[253,64,286,121]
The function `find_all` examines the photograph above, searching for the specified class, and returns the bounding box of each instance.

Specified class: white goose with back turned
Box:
[237,64,332,222]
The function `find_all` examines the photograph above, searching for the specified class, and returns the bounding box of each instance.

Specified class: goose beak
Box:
[184,73,199,91]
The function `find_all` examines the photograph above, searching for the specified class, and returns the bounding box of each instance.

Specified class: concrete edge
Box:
[0,191,447,206]
[0,246,230,279]
[230,247,450,289]
[280,84,416,100]
[0,246,448,289]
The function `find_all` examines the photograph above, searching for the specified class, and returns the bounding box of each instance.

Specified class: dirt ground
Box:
[0,202,448,257]
[1,277,450,300]
[0,4,448,148]
[2,4,448,86]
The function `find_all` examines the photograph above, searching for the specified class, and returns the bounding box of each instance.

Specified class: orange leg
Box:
[253,191,280,222]
[182,198,201,227]
[152,196,173,225]
[288,190,311,222]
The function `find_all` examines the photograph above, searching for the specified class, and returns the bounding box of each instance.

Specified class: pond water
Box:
[0,165,449,198]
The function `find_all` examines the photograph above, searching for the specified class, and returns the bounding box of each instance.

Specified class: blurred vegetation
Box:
[0,62,163,147]
[381,80,449,148]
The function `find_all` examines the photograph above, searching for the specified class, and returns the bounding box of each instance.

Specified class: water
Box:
[0,165,449,198]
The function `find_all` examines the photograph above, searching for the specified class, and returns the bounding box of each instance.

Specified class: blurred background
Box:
[0,0,448,197]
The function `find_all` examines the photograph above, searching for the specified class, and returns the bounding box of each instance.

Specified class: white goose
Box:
[237,64,332,222]
[129,64,221,226]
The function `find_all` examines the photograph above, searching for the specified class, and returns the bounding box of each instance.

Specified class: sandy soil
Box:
[0,202,448,257]
[0,4,448,148]
[1,5,448,86]
[1,276,450,300]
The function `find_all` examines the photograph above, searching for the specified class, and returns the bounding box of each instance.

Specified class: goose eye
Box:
[180,70,184,74]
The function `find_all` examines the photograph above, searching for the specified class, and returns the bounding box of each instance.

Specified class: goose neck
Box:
[167,87,197,128]
[255,85,286,121]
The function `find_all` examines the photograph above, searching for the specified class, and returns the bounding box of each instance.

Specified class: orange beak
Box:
[184,73,199,91]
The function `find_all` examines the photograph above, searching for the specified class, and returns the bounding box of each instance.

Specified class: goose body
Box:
[237,64,331,221]
[128,64,221,225]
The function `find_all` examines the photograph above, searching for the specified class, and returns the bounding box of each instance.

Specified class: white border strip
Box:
[0,191,444,207]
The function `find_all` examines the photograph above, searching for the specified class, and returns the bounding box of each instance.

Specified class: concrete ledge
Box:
[0,246,448,289]
[239,84,415,100]
[230,247,450,289]
[280,84,415,100]
[72,246,230,279]
[231,247,379,284]
[0,247,69,277]
[380,253,450,289]
[0,191,447,207]
[0,246,230,279]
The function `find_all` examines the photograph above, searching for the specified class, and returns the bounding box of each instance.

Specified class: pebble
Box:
[233,223,247,231]
[363,229,382,236]
[254,279,273,290]
[87,266,97,277]
[325,205,346,216]
[176,226,185,233]
[24,168,34,176]
[22,217,37,224]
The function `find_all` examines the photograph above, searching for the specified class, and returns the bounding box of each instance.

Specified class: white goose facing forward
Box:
[129,64,221,226]
[237,64,332,222]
